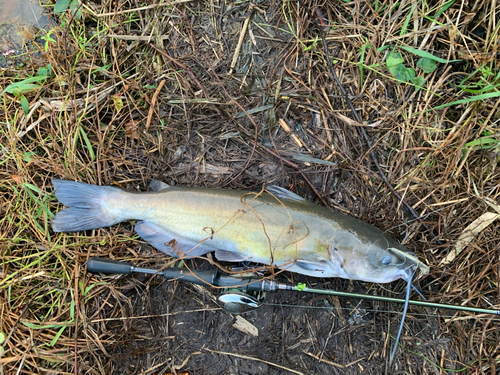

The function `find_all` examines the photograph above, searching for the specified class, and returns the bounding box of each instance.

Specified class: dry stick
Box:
[318,31,442,246]
[205,349,304,375]
[149,44,205,92]
[133,0,145,30]
[146,79,166,131]
[97,0,194,17]
[229,16,251,74]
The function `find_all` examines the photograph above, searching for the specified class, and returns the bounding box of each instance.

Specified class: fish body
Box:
[52,179,428,283]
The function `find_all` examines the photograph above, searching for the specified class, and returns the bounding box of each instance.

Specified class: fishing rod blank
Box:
[292,286,500,316]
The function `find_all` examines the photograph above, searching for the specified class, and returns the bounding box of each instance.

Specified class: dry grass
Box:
[1,0,499,373]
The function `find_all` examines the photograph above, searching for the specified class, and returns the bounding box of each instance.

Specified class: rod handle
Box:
[162,269,218,285]
[87,257,133,275]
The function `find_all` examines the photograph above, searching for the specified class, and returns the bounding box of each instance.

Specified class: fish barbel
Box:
[51,179,428,283]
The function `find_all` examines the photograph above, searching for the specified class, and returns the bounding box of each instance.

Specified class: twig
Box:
[107,34,170,41]
[229,16,251,74]
[149,44,205,92]
[318,30,442,246]
[97,0,194,17]
[250,140,328,207]
[146,79,166,131]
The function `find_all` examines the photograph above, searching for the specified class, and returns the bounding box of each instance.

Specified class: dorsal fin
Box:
[266,186,306,202]
[150,180,170,191]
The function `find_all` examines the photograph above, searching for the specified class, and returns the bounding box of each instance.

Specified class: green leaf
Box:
[113,95,123,112]
[417,57,437,73]
[49,326,66,347]
[22,321,73,329]
[2,76,48,95]
[54,0,73,13]
[432,91,500,110]
[411,76,425,92]
[401,3,418,35]
[359,43,371,88]
[431,0,456,18]
[38,67,48,77]
[400,46,459,63]
[386,52,404,75]
[464,137,499,151]
[79,125,96,161]
[21,95,29,115]
[394,65,415,82]
[23,151,37,162]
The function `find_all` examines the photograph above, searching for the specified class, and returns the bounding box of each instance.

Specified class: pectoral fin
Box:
[135,220,214,258]
[150,180,170,191]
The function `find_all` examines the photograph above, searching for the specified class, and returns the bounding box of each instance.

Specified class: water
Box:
[0,0,51,65]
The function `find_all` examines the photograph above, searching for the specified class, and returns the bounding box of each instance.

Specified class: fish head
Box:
[332,236,429,283]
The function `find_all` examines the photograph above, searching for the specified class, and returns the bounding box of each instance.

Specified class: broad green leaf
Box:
[417,57,437,73]
[21,95,29,115]
[411,76,425,92]
[38,67,48,77]
[23,151,37,162]
[394,65,415,82]
[54,0,76,13]
[386,52,404,75]
[400,46,459,63]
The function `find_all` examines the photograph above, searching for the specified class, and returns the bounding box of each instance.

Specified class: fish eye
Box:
[381,256,392,265]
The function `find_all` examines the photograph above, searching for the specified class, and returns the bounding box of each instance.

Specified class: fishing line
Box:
[261,303,500,320]
[390,273,412,365]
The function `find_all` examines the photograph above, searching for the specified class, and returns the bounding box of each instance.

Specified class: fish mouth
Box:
[387,247,429,275]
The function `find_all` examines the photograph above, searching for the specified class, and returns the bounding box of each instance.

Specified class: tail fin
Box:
[52,179,123,232]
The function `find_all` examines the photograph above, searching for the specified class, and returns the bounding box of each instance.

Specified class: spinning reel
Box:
[86,257,291,314]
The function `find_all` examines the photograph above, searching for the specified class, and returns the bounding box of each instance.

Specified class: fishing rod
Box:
[86,257,500,316]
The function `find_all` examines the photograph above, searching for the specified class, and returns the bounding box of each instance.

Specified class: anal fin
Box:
[135,220,214,258]
[215,250,247,262]
[295,260,326,273]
